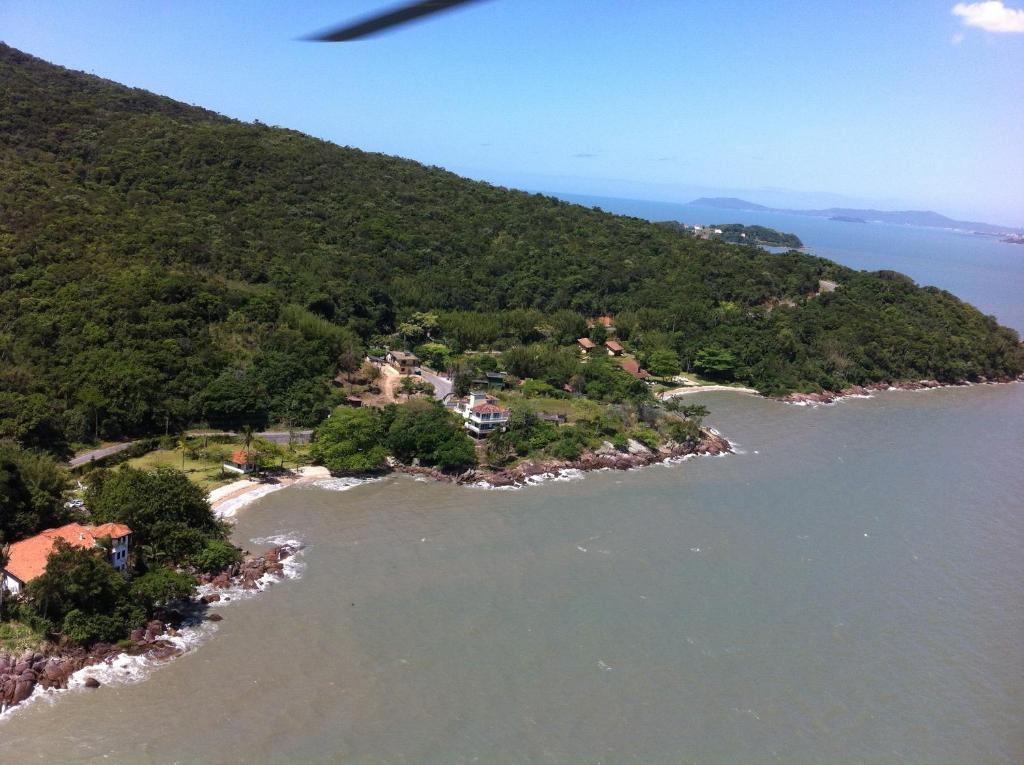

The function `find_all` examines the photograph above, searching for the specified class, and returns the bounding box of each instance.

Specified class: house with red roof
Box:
[2,522,132,596]
[586,315,616,333]
[452,391,510,437]
[604,340,624,356]
[619,358,651,381]
[224,449,257,474]
[576,337,596,353]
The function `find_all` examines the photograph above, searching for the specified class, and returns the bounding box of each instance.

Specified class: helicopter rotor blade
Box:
[305,0,488,42]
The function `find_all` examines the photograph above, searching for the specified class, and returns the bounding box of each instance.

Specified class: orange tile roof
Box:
[577,337,596,349]
[230,450,250,465]
[91,523,132,540]
[620,358,651,379]
[604,340,624,352]
[3,523,131,585]
[472,403,508,414]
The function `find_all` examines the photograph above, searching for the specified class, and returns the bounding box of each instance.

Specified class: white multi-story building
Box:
[1,522,132,596]
[452,391,510,437]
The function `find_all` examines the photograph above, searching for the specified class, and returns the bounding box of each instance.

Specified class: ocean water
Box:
[556,193,1024,333]
[2,384,1021,764]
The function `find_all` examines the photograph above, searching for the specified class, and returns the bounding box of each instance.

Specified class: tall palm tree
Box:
[241,425,256,472]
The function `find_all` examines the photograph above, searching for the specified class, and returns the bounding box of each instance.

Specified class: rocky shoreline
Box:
[774,375,1023,406]
[395,427,733,488]
[0,543,296,715]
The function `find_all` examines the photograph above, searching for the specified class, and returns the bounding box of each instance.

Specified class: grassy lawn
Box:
[125,442,314,491]
[126,449,236,491]
[0,620,44,653]
[496,392,604,422]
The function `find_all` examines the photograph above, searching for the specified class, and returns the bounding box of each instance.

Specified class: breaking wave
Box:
[213,483,289,519]
[309,476,382,492]
[3,532,307,723]
[2,619,215,723]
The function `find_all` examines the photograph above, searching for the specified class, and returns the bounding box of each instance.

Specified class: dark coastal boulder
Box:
[144,620,164,642]
[83,677,101,689]
[39,658,69,687]
[11,670,36,705]
[208,613,223,622]
[146,644,181,662]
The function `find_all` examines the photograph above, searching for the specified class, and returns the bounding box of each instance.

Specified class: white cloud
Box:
[952,1,1024,32]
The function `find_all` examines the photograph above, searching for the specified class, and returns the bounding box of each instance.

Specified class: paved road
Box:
[419,367,453,401]
[69,441,138,467]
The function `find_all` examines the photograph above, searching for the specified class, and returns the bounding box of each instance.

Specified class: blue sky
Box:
[2,1,1022,224]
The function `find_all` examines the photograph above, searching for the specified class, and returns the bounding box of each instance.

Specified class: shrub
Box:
[631,426,660,450]
[190,539,242,574]
[519,379,560,398]
[131,567,198,606]
[62,609,125,645]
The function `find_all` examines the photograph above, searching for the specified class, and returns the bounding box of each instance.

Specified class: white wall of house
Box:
[2,573,22,596]
[109,535,130,571]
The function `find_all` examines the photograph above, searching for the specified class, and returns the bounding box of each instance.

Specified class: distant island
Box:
[656,221,803,248]
[689,197,1023,237]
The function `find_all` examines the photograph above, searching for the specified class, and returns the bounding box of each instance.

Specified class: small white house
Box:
[453,391,510,437]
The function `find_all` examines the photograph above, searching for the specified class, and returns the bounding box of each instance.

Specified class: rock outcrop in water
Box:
[0,626,182,713]
[197,543,294,590]
[396,427,732,487]
[0,544,295,714]
[775,375,1022,405]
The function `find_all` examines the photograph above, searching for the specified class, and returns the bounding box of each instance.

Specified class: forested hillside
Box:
[1,44,1021,453]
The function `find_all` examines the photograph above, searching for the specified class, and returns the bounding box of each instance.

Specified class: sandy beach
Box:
[659,384,759,399]
[208,466,331,518]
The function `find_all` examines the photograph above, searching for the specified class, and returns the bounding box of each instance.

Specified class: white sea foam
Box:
[197,533,307,605]
[1,519,307,722]
[310,476,382,492]
[472,467,587,490]
[660,453,697,466]
[69,622,214,689]
[214,483,288,519]
[1,621,215,723]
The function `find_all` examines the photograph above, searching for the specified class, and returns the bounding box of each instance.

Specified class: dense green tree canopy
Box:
[311,407,390,474]
[1,43,1021,454]
[0,441,70,542]
[383,401,477,473]
[84,465,226,566]
[27,540,144,645]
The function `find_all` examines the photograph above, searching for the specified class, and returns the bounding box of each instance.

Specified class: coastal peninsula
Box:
[1,43,1023,718]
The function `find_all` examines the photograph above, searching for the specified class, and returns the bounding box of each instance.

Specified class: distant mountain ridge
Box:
[689,197,1022,236]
